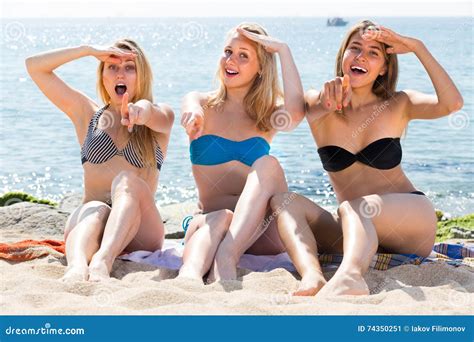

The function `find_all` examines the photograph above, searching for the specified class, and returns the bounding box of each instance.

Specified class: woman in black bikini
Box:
[270,20,463,297]
[26,39,174,281]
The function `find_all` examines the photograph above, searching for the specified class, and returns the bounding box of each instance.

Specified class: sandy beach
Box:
[1,200,473,315]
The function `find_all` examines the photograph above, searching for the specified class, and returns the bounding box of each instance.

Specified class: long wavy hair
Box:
[207,23,283,132]
[335,20,398,100]
[97,38,157,168]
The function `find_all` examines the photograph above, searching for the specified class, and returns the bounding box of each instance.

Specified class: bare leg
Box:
[210,155,288,281]
[270,192,343,296]
[317,193,437,297]
[178,210,233,281]
[88,171,164,281]
[60,201,111,282]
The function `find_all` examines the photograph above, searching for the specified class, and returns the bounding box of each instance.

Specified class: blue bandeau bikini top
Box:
[190,134,270,167]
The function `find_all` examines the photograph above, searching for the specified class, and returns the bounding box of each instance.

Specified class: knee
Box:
[251,155,286,188]
[270,192,298,212]
[337,200,360,223]
[64,201,110,240]
[213,209,234,238]
[338,200,353,216]
[82,201,111,221]
[338,195,381,220]
[217,209,234,225]
[252,155,282,172]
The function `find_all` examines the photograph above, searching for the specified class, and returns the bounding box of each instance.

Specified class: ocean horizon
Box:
[1,17,473,216]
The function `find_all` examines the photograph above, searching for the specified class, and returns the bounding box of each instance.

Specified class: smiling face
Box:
[335,20,398,100]
[342,33,387,89]
[219,32,261,89]
[102,58,137,105]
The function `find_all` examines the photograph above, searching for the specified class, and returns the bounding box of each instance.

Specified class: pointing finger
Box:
[121,92,129,118]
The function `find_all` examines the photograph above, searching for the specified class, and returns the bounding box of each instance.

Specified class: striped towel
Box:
[316,243,474,271]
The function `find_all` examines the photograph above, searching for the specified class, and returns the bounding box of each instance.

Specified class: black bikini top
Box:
[317,137,402,172]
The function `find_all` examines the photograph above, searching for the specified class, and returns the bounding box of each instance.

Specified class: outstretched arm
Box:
[237,28,305,130]
[120,92,174,134]
[25,45,136,123]
[369,26,463,120]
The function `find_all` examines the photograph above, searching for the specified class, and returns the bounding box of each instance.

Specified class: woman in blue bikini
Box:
[271,20,463,296]
[26,39,174,281]
[179,23,305,282]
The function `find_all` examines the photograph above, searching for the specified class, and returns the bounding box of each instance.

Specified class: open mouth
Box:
[115,84,127,95]
[225,68,239,77]
[350,65,368,75]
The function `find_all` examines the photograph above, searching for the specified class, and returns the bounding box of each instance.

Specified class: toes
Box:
[60,266,89,282]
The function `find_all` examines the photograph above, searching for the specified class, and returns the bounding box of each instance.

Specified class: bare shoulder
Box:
[375,91,411,126]
[394,90,413,105]
[383,91,410,113]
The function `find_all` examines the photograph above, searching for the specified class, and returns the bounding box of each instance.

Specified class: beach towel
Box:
[0,239,65,261]
[120,241,474,272]
[1,239,472,272]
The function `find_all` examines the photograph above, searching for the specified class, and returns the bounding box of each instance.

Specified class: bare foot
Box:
[317,271,369,298]
[88,259,111,282]
[177,266,204,282]
[293,271,327,296]
[60,265,89,282]
[209,258,237,281]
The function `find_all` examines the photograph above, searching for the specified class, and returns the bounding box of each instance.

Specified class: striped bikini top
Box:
[81,105,164,170]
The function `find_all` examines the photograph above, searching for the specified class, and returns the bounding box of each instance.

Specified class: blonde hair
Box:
[97,38,157,168]
[335,20,398,100]
[207,23,283,132]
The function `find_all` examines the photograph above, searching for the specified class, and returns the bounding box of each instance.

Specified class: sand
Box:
[0,201,473,315]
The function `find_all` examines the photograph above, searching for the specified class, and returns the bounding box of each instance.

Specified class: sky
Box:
[1,0,473,17]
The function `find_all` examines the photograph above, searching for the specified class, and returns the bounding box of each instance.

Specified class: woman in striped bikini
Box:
[178,23,305,282]
[26,39,174,281]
